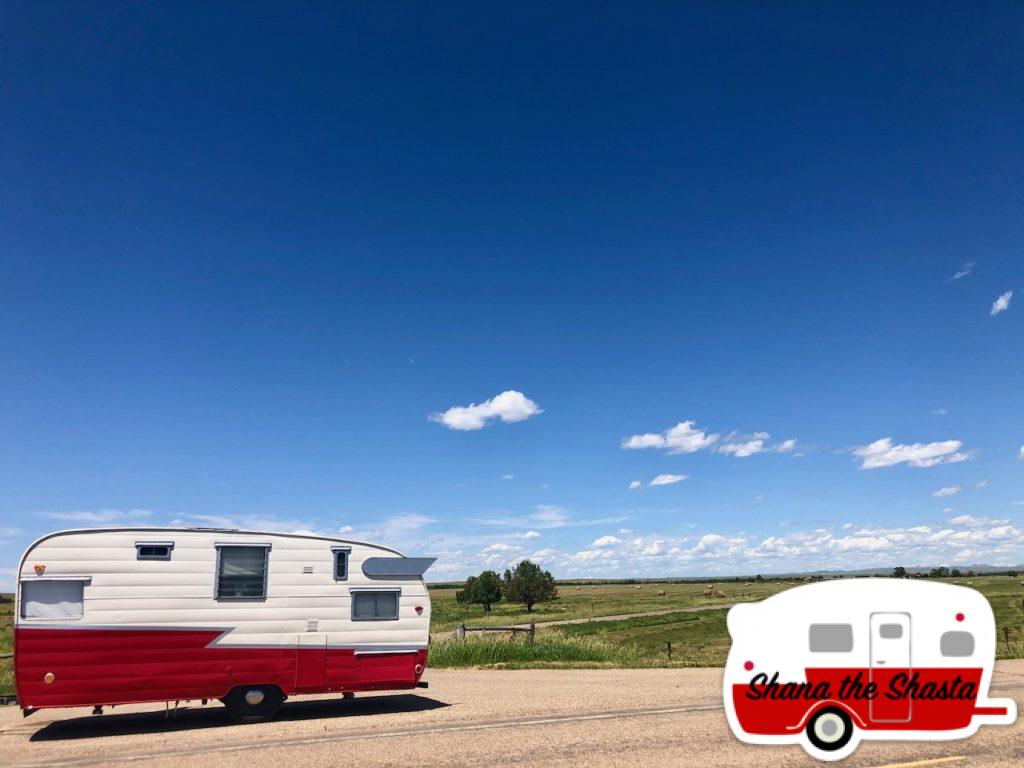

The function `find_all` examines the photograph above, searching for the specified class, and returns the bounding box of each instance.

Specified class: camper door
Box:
[869,612,912,722]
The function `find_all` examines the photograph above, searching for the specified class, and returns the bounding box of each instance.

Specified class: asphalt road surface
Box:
[2,662,1022,768]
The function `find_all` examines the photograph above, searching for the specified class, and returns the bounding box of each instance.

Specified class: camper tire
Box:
[806,707,854,752]
[222,685,285,723]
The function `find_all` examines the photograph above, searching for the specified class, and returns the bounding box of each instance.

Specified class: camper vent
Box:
[307,620,318,632]
[302,565,314,574]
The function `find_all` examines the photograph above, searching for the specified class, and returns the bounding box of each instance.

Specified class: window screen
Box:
[940,631,975,657]
[136,542,173,560]
[21,580,85,619]
[352,591,399,621]
[809,623,854,652]
[333,549,349,581]
[216,546,269,600]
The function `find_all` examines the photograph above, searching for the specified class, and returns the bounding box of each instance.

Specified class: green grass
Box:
[429,633,653,669]
[428,579,790,633]
[433,575,1024,668]
[555,608,731,666]
[1,595,12,696]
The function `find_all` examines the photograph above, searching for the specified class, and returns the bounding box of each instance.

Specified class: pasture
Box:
[428,578,790,634]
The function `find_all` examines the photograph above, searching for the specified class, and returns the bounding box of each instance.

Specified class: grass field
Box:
[428,578,790,633]
[1,595,13,697]
[433,575,1024,668]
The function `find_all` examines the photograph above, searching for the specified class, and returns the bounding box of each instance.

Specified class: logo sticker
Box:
[723,579,1016,760]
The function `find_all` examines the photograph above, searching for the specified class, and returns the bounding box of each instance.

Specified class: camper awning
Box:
[362,557,436,579]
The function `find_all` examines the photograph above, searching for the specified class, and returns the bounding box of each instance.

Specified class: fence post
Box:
[667,641,672,660]
[457,622,465,640]
[528,623,535,645]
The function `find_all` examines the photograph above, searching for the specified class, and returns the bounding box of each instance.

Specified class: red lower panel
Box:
[732,667,984,734]
[15,628,427,709]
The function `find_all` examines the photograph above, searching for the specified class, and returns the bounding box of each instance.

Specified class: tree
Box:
[455,570,503,611]
[950,568,962,578]
[929,566,950,579]
[502,560,557,612]
[891,566,907,579]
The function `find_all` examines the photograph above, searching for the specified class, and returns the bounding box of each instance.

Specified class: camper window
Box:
[809,623,854,652]
[136,542,174,560]
[21,579,87,620]
[215,544,270,600]
[333,546,350,581]
[352,590,400,621]
[940,631,974,657]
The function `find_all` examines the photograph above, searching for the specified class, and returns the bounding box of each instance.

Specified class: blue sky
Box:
[2,3,1023,587]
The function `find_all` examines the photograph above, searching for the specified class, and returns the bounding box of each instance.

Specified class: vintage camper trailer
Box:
[724,579,1016,760]
[14,527,434,721]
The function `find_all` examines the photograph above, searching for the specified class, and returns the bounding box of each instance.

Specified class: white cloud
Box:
[991,291,1013,316]
[619,528,633,534]
[949,514,978,525]
[1019,444,1024,459]
[338,525,354,534]
[717,432,769,457]
[774,438,798,453]
[650,473,687,486]
[932,486,962,498]
[520,530,541,540]
[852,437,972,469]
[592,535,621,548]
[43,508,153,523]
[628,480,642,490]
[932,408,948,416]
[949,261,974,281]
[976,480,988,488]
[621,421,719,454]
[430,390,542,431]
[501,473,514,480]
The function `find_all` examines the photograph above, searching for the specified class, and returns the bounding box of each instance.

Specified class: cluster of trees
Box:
[890,566,1019,579]
[456,559,558,612]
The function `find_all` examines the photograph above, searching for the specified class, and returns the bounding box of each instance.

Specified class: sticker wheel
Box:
[806,707,854,752]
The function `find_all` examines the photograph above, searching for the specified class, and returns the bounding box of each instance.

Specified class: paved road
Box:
[432,601,740,640]
[1,662,1021,767]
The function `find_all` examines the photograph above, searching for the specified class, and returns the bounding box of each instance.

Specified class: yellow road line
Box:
[869,756,967,768]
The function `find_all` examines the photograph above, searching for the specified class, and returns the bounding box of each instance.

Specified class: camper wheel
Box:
[806,707,853,752]
[221,685,285,723]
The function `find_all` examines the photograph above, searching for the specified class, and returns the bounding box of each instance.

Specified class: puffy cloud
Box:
[852,437,972,469]
[592,535,621,548]
[717,433,769,457]
[932,486,962,498]
[932,408,948,416]
[628,480,642,490]
[520,530,541,540]
[774,438,798,453]
[991,291,1013,316]
[1019,444,1024,459]
[430,390,542,431]
[650,473,687,486]
[501,473,515,480]
[621,421,719,454]
[338,525,354,534]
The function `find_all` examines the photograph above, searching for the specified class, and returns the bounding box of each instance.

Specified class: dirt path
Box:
[431,601,740,641]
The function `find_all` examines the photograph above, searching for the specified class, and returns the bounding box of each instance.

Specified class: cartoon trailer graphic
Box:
[724,579,1016,761]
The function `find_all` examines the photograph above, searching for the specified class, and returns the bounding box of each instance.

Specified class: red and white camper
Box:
[14,527,434,721]
[724,579,1016,760]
